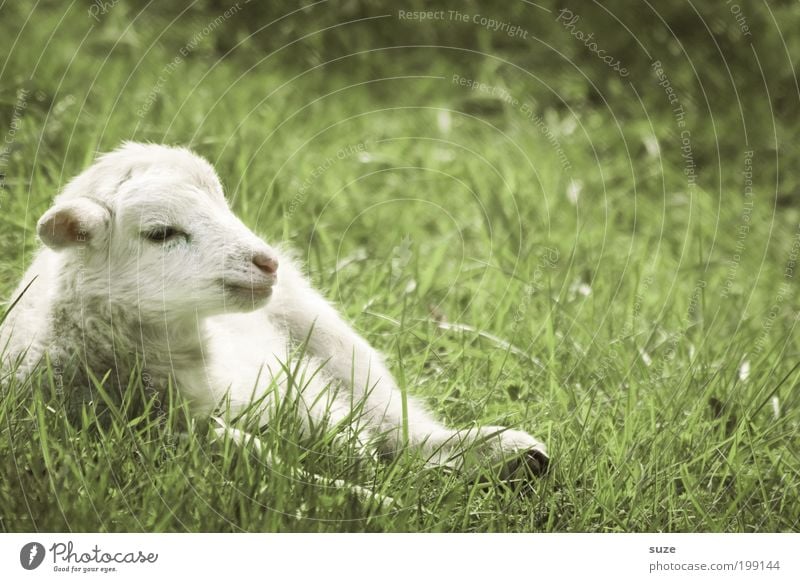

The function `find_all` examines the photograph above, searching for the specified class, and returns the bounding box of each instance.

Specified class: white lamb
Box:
[0,142,548,477]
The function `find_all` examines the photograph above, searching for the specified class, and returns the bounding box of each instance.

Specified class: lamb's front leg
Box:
[266,259,443,451]
[267,257,549,476]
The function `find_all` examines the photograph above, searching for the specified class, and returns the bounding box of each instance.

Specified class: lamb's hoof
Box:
[500,448,550,481]
[523,448,550,476]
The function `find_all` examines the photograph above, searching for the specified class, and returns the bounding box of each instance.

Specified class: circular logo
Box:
[20,542,46,570]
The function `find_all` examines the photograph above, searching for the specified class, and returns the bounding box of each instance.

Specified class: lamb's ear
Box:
[37,197,110,249]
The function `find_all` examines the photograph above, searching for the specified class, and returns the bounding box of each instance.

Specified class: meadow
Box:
[1,1,798,532]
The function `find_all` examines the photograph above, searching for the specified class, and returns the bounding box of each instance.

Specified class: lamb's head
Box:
[36,142,279,319]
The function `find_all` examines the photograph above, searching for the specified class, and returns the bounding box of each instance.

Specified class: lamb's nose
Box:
[253,252,278,275]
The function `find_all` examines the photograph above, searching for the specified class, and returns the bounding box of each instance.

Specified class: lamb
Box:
[0,142,548,478]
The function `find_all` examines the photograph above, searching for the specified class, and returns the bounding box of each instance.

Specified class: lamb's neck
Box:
[51,293,209,384]
[123,316,208,376]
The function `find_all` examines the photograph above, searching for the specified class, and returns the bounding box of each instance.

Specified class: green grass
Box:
[1,3,799,532]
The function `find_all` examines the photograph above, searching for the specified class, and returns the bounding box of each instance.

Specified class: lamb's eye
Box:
[143,226,182,243]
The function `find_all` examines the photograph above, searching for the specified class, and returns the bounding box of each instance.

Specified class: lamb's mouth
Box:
[220,281,273,300]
